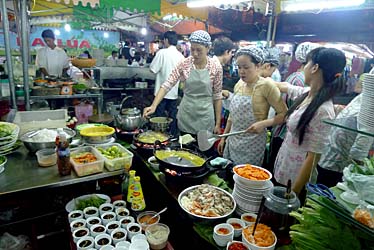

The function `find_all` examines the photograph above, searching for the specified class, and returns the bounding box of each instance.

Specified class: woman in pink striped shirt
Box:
[143,30,223,136]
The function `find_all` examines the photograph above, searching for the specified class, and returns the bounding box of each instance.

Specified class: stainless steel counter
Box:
[0,146,124,196]
[96,66,155,85]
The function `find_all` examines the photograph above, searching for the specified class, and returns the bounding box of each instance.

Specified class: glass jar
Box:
[259,186,300,245]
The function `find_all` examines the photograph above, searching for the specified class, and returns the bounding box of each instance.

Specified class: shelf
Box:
[323,116,374,138]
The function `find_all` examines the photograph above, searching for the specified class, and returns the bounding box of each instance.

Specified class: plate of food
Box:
[178,184,236,221]
[65,193,110,213]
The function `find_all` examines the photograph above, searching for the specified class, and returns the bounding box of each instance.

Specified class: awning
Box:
[151,20,225,35]
[46,0,99,7]
[158,0,208,21]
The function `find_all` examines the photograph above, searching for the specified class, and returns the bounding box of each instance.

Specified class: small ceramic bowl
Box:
[213,223,234,247]
[111,228,128,245]
[86,216,102,229]
[94,234,112,249]
[99,203,114,216]
[106,221,121,234]
[76,236,94,250]
[120,216,135,229]
[113,200,126,208]
[227,241,249,250]
[241,213,257,226]
[101,211,116,226]
[116,207,130,221]
[90,224,106,237]
[70,218,86,232]
[83,206,99,219]
[126,222,142,241]
[73,227,90,243]
[68,210,84,223]
[226,218,246,238]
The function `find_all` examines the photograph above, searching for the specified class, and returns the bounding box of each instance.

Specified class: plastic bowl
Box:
[80,126,115,144]
[145,223,170,250]
[136,211,160,230]
[36,148,57,167]
[233,164,272,187]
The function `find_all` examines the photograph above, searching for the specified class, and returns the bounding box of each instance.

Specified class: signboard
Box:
[0,26,120,56]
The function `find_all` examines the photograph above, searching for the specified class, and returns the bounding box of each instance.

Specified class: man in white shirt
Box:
[107,50,118,60]
[150,31,184,137]
[36,29,69,77]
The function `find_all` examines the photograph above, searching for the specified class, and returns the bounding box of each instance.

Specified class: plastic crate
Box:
[95,143,133,172]
[70,146,104,177]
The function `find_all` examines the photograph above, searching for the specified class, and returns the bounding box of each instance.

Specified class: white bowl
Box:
[86,216,102,229]
[95,234,112,249]
[100,245,114,250]
[242,225,277,250]
[111,228,128,245]
[116,241,131,249]
[99,203,114,216]
[131,233,147,243]
[73,227,90,243]
[226,218,246,238]
[83,206,99,219]
[90,224,106,237]
[178,184,236,221]
[227,241,249,250]
[241,213,257,226]
[147,156,159,171]
[213,223,234,247]
[233,164,272,187]
[120,216,135,229]
[106,221,121,234]
[113,200,127,208]
[116,207,130,221]
[70,218,86,232]
[101,211,116,225]
[126,222,142,240]
[76,236,94,250]
[68,210,84,223]
[128,240,149,250]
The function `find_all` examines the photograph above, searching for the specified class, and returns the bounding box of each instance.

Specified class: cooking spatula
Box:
[197,129,246,151]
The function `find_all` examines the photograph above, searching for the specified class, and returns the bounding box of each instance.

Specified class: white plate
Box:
[65,193,111,212]
[340,191,361,205]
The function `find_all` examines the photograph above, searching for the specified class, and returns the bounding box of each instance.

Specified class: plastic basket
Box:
[71,58,97,68]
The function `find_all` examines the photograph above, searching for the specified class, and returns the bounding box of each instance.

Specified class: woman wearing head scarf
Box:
[273,47,346,194]
[217,47,287,166]
[144,30,223,136]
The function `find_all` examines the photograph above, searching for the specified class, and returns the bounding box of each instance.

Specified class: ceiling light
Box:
[141,27,147,36]
[282,0,365,12]
[64,23,71,32]
[187,0,247,8]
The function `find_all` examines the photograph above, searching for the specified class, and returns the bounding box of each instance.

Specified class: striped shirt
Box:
[161,56,223,100]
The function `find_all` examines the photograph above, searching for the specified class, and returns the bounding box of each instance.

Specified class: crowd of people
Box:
[35,28,373,197]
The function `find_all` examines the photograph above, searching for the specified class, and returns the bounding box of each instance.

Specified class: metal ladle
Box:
[145,207,168,225]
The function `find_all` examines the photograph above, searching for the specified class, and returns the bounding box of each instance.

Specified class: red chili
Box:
[228,242,248,250]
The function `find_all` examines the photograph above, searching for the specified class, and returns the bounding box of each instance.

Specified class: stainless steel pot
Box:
[114,96,142,131]
[149,117,172,133]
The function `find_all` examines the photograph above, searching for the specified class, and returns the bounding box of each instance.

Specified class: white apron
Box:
[223,93,267,166]
[177,69,215,134]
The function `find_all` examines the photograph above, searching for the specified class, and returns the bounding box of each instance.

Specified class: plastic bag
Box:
[343,164,374,204]
[0,233,29,250]
[353,202,374,229]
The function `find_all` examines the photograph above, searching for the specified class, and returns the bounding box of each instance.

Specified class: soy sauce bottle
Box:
[56,130,71,176]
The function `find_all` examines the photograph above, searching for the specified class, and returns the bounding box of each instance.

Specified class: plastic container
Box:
[145,223,170,250]
[95,143,134,172]
[36,148,57,167]
[70,146,104,177]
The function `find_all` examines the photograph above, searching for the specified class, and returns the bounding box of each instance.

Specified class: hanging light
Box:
[187,0,247,8]
[282,0,365,12]
[103,32,109,38]
[64,23,71,32]
[141,27,147,36]
[54,29,61,36]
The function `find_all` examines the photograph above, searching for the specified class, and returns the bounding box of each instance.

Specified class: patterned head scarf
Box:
[295,42,320,63]
[235,46,264,64]
[189,30,212,46]
[263,47,280,66]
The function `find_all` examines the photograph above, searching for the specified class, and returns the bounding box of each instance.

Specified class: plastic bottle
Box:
[126,170,136,203]
[56,129,71,176]
[131,176,146,211]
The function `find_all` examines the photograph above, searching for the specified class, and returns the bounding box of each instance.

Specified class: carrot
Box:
[72,152,97,164]
[243,224,275,247]
[234,164,270,180]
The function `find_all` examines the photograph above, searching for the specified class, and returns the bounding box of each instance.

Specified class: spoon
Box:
[146,207,168,224]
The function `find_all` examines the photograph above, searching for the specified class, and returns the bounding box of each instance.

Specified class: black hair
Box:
[134,52,141,62]
[41,29,55,39]
[163,31,178,46]
[83,50,92,59]
[286,47,346,145]
[212,36,235,56]
[363,58,374,73]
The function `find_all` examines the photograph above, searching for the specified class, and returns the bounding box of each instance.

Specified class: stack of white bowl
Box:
[358,73,374,131]
[0,122,20,155]
[232,166,273,215]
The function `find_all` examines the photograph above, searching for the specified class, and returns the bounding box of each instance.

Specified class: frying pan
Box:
[197,130,247,151]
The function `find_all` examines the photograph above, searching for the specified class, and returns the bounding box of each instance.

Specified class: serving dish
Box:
[233,164,272,187]
[80,126,114,144]
[65,193,111,212]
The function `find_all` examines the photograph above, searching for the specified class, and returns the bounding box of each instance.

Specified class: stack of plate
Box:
[233,174,273,215]
[0,122,20,155]
[358,73,374,130]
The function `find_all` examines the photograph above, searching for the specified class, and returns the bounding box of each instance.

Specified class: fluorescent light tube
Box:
[283,0,365,12]
[187,0,247,8]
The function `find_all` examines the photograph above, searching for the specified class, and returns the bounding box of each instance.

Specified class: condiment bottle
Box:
[260,186,300,245]
[127,170,136,203]
[131,176,146,211]
[56,129,71,176]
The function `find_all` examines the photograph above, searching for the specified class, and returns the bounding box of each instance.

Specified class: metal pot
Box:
[114,96,142,131]
[149,117,172,133]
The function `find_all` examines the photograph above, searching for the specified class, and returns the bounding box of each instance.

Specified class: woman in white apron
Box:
[143,30,223,136]
[218,47,287,166]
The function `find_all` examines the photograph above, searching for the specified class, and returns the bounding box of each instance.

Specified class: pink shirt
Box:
[161,56,223,100]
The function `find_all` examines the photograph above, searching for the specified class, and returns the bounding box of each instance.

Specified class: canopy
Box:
[151,19,225,35]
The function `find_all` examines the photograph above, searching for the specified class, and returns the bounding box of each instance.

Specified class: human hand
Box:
[222,90,230,99]
[246,121,265,134]
[143,106,156,118]
[214,125,221,134]
[217,139,226,155]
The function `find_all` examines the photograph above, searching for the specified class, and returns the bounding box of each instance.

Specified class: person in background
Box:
[317,94,374,187]
[36,29,69,77]
[218,47,287,166]
[82,50,92,59]
[149,31,184,138]
[268,42,320,174]
[107,50,118,60]
[144,30,223,138]
[259,47,281,78]
[273,47,346,194]
[212,36,236,67]
[130,53,141,67]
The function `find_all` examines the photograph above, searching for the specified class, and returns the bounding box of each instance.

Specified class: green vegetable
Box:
[75,195,106,210]
[351,156,374,175]
[73,83,88,91]
[289,198,361,250]
[0,124,13,137]
[0,156,6,165]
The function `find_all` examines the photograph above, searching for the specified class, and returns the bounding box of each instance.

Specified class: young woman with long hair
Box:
[273,47,346,194]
